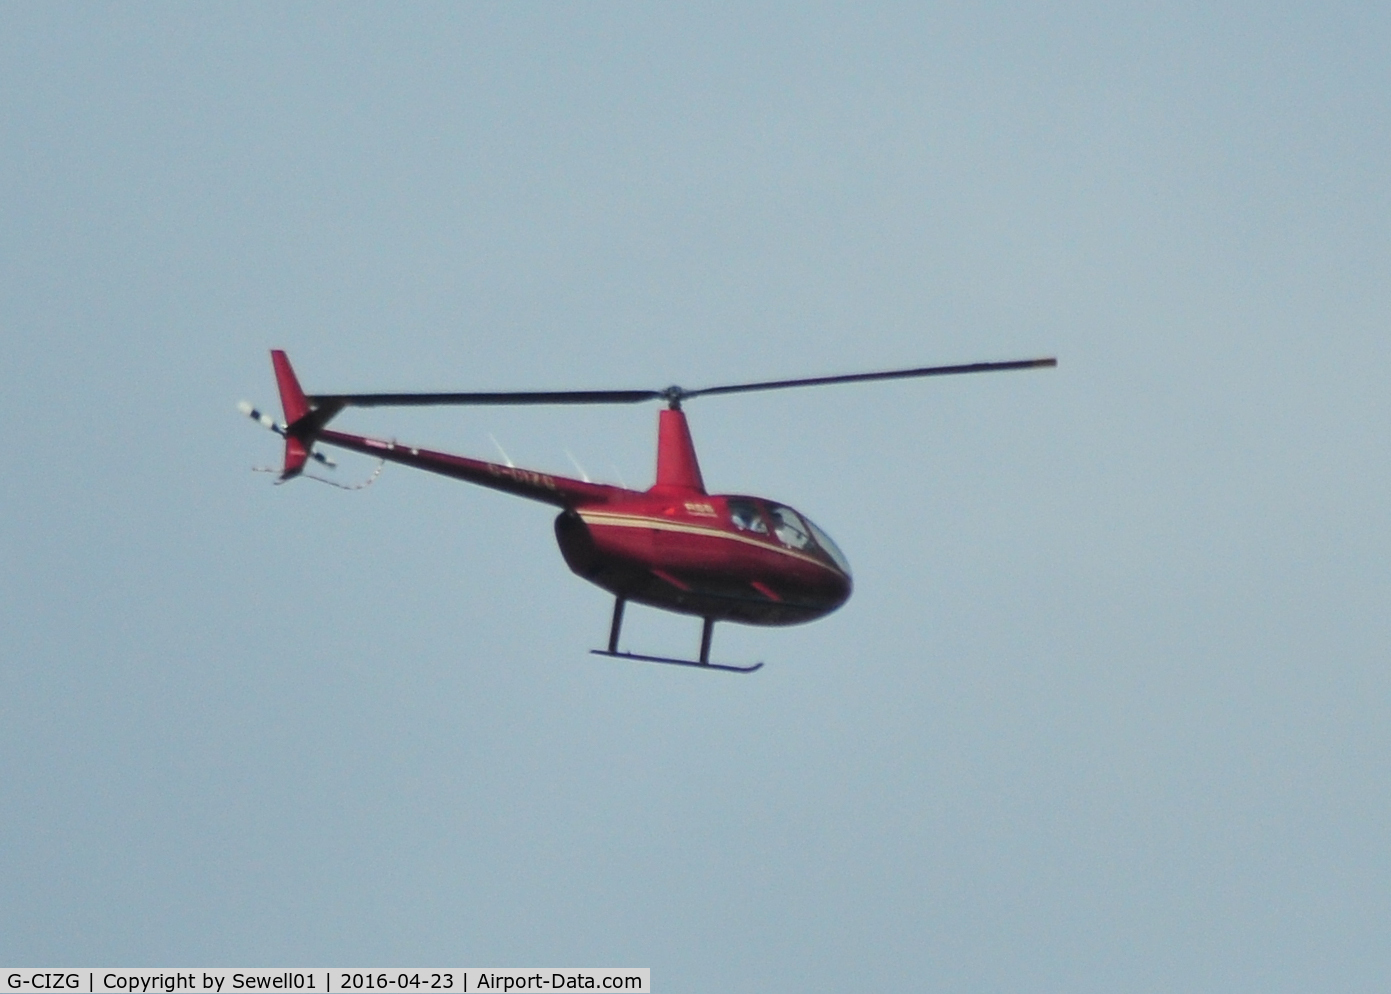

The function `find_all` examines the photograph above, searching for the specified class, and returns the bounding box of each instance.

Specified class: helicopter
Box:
[242,350,1055,672]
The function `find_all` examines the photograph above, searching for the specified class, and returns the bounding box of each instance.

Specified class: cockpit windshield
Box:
[768,504,852,575]
[806,517,852,575]
[727,497,851,576]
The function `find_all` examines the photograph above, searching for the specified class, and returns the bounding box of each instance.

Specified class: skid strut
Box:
[591,597,762,673]
[608,597,626,653]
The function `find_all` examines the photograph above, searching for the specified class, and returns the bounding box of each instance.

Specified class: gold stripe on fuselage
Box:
[577,511,839,574]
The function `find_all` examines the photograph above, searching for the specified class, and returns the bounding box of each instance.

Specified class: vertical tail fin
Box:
[270,350,312,478]
[271,350,311,423]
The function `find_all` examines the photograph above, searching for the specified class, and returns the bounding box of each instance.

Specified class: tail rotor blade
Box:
[238,400,285,437]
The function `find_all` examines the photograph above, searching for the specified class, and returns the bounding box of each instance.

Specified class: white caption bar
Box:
[2,971,649,994]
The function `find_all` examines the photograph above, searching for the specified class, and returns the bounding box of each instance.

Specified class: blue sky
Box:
[3,4,1389,990]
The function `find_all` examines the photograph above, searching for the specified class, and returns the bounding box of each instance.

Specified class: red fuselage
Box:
[556,492,851,625]
[312,407,852,627]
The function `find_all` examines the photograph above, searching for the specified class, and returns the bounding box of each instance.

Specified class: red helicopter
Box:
[243,350,1055,672]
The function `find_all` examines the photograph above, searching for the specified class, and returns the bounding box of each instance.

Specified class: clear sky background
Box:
[3,4,1389,990]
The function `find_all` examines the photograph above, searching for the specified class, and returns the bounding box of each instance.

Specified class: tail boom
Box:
[264,350,628,505]
[314,427,623,507]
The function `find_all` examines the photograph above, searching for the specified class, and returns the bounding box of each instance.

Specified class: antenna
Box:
[565,450,591,483]
[489,434,515,468]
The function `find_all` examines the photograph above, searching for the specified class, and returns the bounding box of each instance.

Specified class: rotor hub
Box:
[662,385,687,409]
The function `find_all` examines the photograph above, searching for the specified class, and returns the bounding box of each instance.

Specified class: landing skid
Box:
[590,649,763,674]
[594,596,764,674]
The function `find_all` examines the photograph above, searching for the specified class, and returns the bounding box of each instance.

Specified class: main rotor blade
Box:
[307,389,664,408]
[680,357,1057,401]
[303,357,1056,411]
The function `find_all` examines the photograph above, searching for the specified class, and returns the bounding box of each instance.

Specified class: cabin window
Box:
[728,498,768,534]
[769,505,811,549]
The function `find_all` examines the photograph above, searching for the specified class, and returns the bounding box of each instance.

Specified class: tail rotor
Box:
[238,400,337,469]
